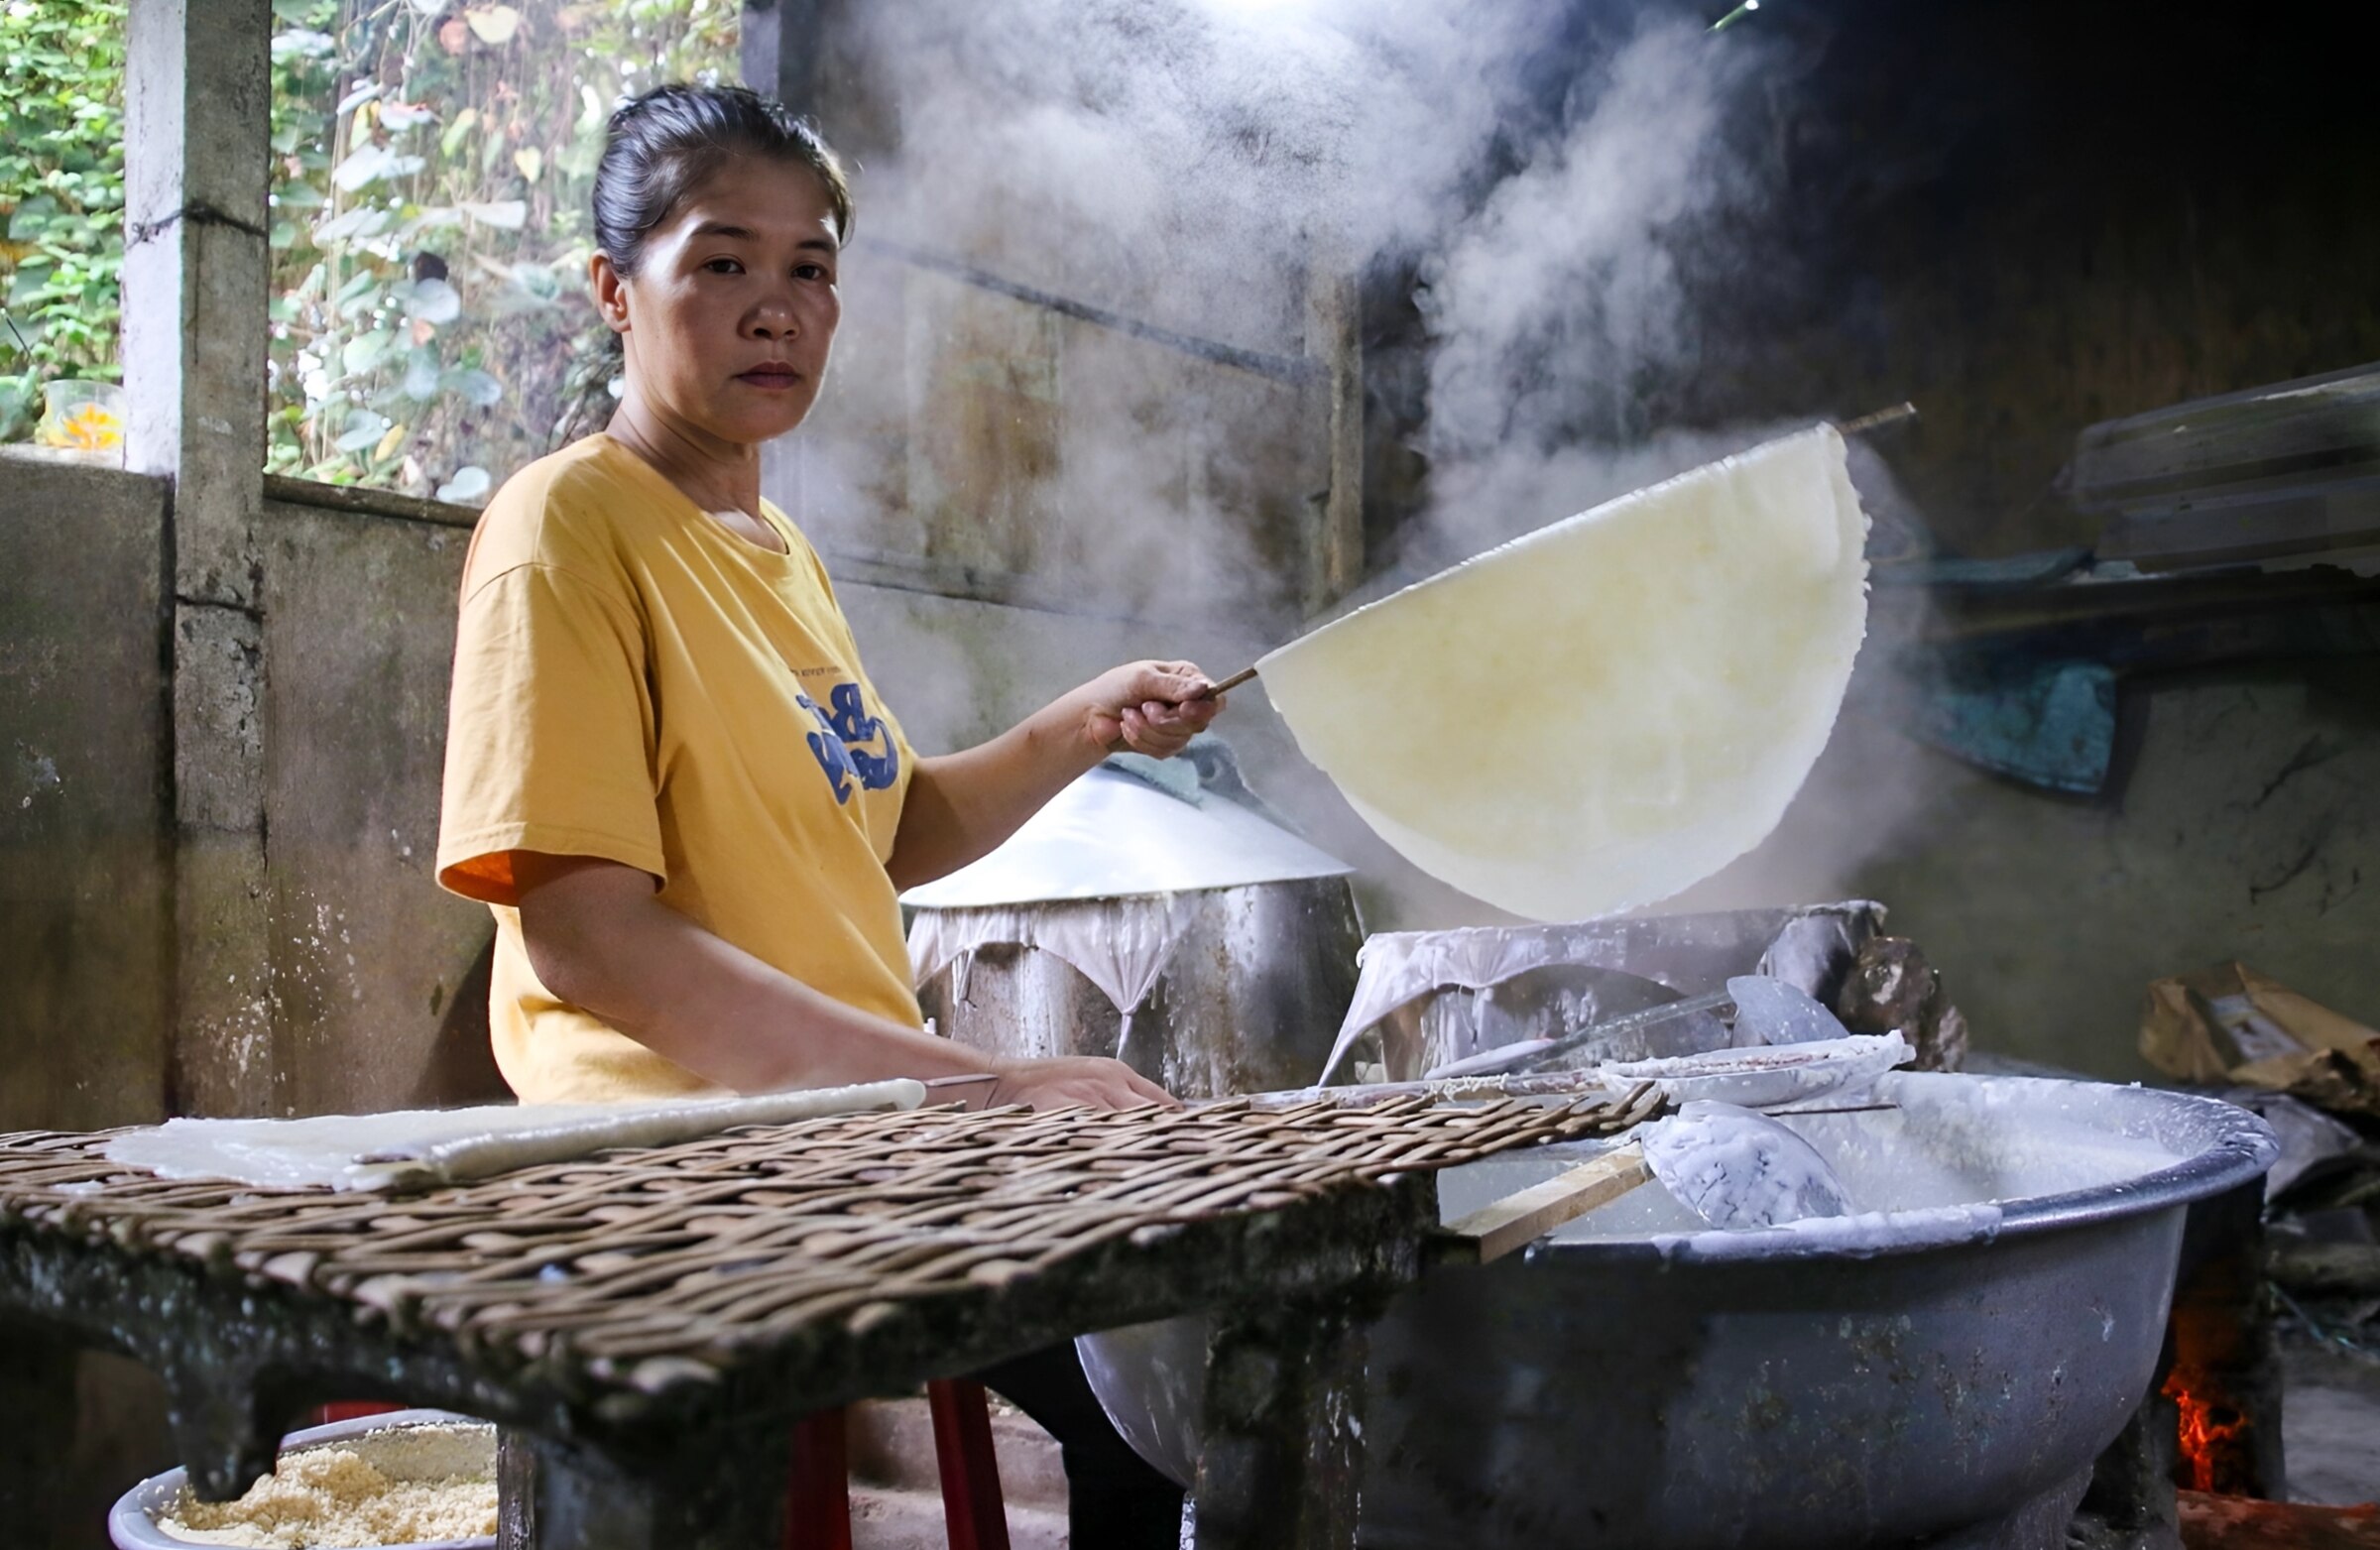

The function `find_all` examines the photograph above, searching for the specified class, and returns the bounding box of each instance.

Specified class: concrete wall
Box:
[0,445,1283,1140]
[839,580,1267,757]
[0,449,173,1134]
[256,497,501,1114]
[0,450,178,1549]
[1853,664,2380,1081]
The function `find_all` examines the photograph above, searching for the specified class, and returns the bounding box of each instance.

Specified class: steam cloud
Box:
[827,1,1799,593]
[823,1,1927,918]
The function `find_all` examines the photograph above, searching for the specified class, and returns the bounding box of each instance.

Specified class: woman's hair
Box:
[593,83,854,278]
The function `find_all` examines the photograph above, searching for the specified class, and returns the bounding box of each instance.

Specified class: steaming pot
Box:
[1320,900,1889,1083]
[903,750,1361,1099]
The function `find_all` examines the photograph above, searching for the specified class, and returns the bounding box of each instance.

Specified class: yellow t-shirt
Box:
[435,433,920,1102]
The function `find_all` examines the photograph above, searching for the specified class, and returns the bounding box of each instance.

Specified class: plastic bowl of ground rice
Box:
[108,1409,497,1550]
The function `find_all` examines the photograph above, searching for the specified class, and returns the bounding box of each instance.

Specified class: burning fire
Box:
[2163,1369,2247,1494]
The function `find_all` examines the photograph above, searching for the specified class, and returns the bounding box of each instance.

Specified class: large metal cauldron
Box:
[1322,902,1887,1084]
[915,879,1362,1097]
[1080,1072,2277,1550]
[904,752,1362,1099]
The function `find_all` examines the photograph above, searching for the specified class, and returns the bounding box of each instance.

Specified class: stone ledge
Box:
[262,473,481,531]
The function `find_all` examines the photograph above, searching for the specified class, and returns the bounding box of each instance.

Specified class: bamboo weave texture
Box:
[0,1088,1658,1396]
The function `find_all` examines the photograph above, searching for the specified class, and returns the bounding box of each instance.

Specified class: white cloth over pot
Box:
[101,1080,926,1192]
[1319,925,1613,1081]
[906,896,1194,1056]
[1257,425,1870,922]
[903,764,1354,1051]
[900,765,1351,908]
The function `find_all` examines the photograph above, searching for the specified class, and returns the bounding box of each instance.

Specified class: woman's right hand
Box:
[985,1054,1179,1112]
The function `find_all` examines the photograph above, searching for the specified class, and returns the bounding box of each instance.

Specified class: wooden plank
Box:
[1440,1144,1652,1263]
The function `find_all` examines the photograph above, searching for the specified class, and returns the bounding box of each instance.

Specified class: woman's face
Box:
[597,156,844,447]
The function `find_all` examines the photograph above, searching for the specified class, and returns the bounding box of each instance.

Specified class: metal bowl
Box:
[109,1409,495,1550]
[1080,1072,2276,1550]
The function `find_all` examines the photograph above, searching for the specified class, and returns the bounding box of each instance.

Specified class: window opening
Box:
[266,0,737,503]
[0,0,128,451]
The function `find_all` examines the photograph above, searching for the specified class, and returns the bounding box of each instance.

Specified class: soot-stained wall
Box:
[0,450,173,1134]
[0,450,178,1548]
[1579,0,2380,559]
[255,497,504,1115]
[1324,0,2380,1073]
[1651,666,2380,1083]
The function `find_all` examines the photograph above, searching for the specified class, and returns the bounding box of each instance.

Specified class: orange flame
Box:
[2164,1369,2247,1494]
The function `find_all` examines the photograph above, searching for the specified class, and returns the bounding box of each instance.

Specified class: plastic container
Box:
[35,378,126,456]
[108,1408,496,1550]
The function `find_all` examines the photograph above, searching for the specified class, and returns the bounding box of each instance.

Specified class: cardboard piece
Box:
[2140,962,2380,1118]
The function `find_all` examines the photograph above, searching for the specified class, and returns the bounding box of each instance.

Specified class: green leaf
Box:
[396,205,463,240]
[458,199,526,230]
[402,345,441,401]
[341,328,393,373]
[314,205,392,243]
[334,407,392,452]
[332,144,424,192]
[270,29,336,60]
[488,261,564,316]
[394,276,461,324]
[435,465,491,504]
[441,367,503,408]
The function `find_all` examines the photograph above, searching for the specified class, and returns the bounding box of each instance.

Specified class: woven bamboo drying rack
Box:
[0,1084,1661,1550]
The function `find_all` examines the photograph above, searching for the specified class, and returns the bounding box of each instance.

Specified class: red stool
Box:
[304,1378,1010,1549]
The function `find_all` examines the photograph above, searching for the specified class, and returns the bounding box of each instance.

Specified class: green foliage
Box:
[266,0,738,497]
[0,0,129,441]
[0,0,738,491]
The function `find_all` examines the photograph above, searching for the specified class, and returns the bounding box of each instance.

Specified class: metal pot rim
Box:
[1521,1071,2278,1266]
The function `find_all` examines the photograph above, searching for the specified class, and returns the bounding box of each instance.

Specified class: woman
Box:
[436,83,1215,1543]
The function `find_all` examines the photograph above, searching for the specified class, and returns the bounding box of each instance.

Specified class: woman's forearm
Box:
[518,858,994,1093]
[888,696,1102,890]
[886,661,1221,890]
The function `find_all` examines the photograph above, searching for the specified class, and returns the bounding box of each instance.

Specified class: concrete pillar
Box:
[123,0,279,1115]
[741,0,827,117]
[1193,1309,1369,1550]
[743,1,829,537]
[123,0,272,607]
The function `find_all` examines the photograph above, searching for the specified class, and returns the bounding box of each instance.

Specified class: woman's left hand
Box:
[1075,659,1226,758]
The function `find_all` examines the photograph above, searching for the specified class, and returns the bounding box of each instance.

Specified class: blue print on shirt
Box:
[826,682,901,791]
[797,683,899,806]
